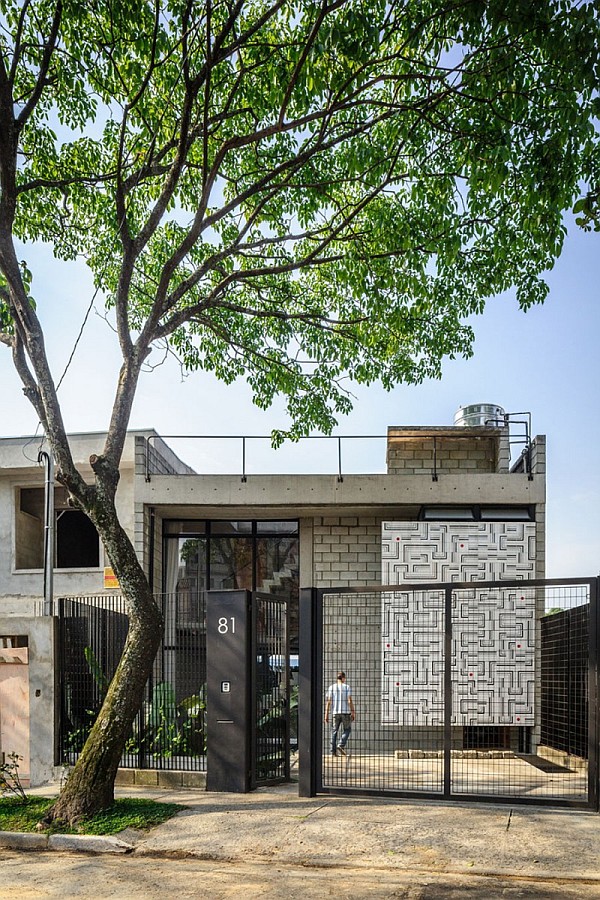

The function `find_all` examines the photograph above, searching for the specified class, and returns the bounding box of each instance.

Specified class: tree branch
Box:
[16,1,63,130]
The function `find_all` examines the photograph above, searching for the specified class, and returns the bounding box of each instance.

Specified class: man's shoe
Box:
[331,750,337,757]
[338,746,347,756]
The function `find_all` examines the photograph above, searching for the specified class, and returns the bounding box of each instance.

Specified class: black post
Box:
[206,590,252,792]
[588,578,599,811]
[443,586,453,799]
[53,600,63,766]
[299,587,321,797]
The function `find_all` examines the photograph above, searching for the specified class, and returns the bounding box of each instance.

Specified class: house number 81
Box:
[218,616,236,634]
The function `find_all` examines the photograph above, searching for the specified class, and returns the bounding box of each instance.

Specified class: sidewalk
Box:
[4,781,599,884]
[54,784,600,879]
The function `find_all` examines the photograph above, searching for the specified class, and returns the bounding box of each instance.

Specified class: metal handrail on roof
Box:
[145,433,390,483]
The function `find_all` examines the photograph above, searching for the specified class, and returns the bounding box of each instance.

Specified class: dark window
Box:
[420,505,534,522]
[56,509,100,568]
[463,726,510,750]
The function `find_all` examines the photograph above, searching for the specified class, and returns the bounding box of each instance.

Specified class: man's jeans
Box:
[331,713,352,753]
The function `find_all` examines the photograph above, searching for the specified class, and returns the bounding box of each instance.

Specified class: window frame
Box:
[14,485,102,572]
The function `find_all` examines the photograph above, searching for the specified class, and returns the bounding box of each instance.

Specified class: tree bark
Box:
[44,489,163,826]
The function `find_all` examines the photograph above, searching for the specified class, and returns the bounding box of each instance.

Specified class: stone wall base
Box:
[115,768,207,789]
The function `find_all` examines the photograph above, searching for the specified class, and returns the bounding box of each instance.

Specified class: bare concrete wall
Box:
[0,616,55,786]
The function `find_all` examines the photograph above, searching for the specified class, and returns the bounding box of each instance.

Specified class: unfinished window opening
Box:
[0,635,28,648]
[15,487,100,570]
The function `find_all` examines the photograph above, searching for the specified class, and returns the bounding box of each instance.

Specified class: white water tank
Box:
[454,403,506,427]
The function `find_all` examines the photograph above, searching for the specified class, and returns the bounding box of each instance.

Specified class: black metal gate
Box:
[252,593,290,787]
[299,578,599,809]
[206,589,290,791]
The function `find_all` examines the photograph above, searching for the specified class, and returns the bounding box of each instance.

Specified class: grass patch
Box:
[0,796,185,835]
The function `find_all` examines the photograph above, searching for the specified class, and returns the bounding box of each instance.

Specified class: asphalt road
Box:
[1,851,600,899]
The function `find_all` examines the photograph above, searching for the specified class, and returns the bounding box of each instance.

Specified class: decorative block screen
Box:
[381,522,536,726]
[382,522,536,584]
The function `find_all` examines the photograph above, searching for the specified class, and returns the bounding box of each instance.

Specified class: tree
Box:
[0,0,597,824]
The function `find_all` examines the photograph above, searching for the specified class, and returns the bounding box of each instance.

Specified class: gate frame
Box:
[299,577,599,810]
[250,590,291,789]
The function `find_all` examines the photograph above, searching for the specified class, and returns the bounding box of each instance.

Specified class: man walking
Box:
[324,671,355,756]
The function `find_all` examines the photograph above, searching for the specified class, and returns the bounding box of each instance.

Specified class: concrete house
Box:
[0,404,549,791]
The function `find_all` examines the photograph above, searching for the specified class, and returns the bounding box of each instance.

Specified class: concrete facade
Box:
[0,415,546,784]
[0,422,544,612]
[0,430,193,613]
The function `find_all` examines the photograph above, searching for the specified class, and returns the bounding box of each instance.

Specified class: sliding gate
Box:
[299,578,599,809]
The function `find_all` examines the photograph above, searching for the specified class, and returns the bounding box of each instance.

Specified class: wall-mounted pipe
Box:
[38,450,54,616]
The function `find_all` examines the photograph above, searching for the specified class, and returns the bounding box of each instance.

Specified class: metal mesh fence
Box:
[58,592,207,772]
[320,581,595,806]
[541,594,589,759]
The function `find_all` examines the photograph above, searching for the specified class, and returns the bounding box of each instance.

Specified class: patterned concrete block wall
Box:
[381,522,538,732]
[381,586,536,728]
[382,522,537,583]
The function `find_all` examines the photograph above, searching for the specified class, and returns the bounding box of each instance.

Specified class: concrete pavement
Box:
[128,784,600,883]
[4,781,598,888]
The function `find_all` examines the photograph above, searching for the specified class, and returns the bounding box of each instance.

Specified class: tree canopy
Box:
[0,0,598,823]
[1,0,597,449]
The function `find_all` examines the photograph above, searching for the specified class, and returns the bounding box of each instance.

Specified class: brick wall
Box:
[312,516,382,588]
[387,436,499,475]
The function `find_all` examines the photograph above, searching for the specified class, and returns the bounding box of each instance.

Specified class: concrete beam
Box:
[137,473,544,517]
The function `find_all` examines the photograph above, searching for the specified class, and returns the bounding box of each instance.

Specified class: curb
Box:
[3,830,600,884]
[0,831,49,851]
[0,830,133,854]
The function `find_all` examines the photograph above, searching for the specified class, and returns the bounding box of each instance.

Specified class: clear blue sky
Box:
[1,218,598,576]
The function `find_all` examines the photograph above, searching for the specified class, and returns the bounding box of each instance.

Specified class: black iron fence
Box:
[57,593,207,772]
[299,578,599,809]
[541,604,589,759]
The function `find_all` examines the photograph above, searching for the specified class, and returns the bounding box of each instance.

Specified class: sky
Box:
[1,218,598,577]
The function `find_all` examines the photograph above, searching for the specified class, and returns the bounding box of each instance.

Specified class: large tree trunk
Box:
[44,490,163,827]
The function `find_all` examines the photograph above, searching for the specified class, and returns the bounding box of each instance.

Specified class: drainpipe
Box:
[148,506,155,593]
[38,450,54,616]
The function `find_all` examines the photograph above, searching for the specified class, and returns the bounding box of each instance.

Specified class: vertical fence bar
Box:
[283,597,291,782]
[54,598,64,766]
[588,578,599,811]
[299,587,320,797]
[57,592,209,775]
[444,586,453,799]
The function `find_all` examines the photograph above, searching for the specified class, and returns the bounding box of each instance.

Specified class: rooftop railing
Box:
[144,430,534,483]
[145,434,389,482]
